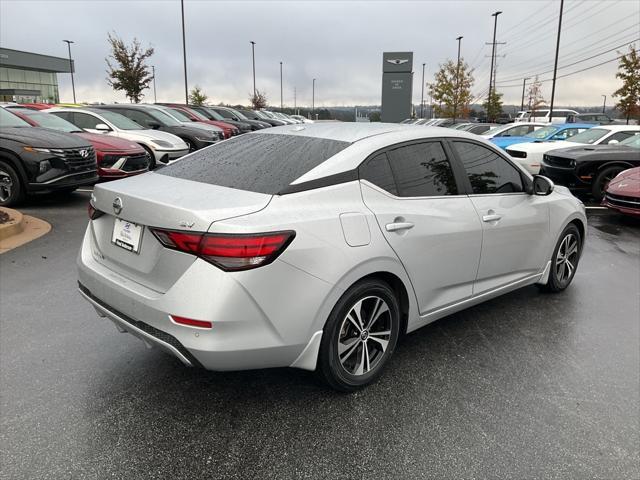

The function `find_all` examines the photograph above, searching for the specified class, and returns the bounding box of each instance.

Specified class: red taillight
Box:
[150,229,295,271]
[88,203,104,220]
[170,315,212,329]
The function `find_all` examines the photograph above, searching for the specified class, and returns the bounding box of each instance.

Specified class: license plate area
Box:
[111,218,143,253]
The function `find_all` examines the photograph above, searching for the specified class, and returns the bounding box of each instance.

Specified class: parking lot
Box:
[1,191,638,479]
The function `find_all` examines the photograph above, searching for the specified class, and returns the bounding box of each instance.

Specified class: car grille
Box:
[50,146,97,172]
[543,154,573,168]
[506,149,527,158]
[604,192,640,208]
[102,153,150,172]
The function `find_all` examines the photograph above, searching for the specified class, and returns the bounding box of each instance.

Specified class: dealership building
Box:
[0,48,73,103]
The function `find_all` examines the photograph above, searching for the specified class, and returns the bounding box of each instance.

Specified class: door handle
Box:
[386,222,414,232]
[482,213,503,222]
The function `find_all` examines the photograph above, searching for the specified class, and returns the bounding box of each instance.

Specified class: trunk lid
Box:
[89,172,272,292]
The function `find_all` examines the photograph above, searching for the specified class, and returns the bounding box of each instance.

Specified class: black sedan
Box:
[540,134,640,201]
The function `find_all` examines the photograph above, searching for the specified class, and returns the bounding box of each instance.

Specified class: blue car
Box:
[491,123,594,150]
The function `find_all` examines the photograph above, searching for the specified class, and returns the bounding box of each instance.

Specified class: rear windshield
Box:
[158,133,351,194]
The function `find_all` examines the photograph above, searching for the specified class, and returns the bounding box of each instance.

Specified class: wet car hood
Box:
[0,126,92,148]
[606,167,640,197]
[75,132,144,153]
[546,144,640,162]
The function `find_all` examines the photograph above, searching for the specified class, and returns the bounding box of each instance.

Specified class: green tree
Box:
[613,44,640,124]
[188,86,208,106]
[428,59,474,119]
[483,90,504,122]
[105,32,154,103]
[527,76,546,112]
[249,90,268,110]
[369,111,381,122]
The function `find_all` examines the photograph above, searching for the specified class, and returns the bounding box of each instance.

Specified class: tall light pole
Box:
[488,11,502,121]
[601,95,606,113]
[312,78,316,118]
[180,0,188,104]
[520,77,530,111]
[454,36,463,123]
[294,86,297,114]
[420,63,425,119]
[549,0,564,120]
[152,65,157,103]
[250,41,256,100]
[62,40,76,103]
[280,61,283,110]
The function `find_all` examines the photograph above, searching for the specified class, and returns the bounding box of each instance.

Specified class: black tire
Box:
[0,160,25,207]
[317,279,400,392]
[140,144,156,170]
[184,138,196,152]
[592,166,625,202]
[539,223,582,293]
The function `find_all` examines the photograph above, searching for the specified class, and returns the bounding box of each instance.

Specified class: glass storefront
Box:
[0,66,60,103]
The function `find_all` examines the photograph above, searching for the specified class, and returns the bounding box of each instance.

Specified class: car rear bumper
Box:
[77,226,331,371]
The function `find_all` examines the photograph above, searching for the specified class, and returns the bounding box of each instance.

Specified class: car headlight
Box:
[23,146,51,154]
[150,139,173,148]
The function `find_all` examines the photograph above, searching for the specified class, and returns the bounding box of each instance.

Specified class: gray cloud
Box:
[1,0,638,108]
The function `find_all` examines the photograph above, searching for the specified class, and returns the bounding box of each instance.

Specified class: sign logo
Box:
[386,58,409,65]
[79,149,90,158]
[112,197,123,215]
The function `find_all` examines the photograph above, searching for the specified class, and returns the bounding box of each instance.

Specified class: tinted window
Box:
[158,133,350,194]
[551,128,583,140]
[607,131,638,143]
[453,141,523,194]
[116,109,155,128]
[386,142,457,197]
[71,112,102,130]
[359,153,398,195]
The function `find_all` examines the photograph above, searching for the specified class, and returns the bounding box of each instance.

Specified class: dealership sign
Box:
[381,52,413,123]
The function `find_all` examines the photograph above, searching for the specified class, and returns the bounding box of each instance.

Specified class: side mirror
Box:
[607,139,619,145]
[148,121,161,129]
[532,175,554,196]
[95,123,111,132]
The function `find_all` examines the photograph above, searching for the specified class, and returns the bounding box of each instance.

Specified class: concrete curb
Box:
[0,208,51,254]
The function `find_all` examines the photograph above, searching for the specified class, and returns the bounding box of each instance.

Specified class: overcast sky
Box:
[1,0,638,108]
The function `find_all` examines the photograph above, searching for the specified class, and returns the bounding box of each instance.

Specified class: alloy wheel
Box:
[337,296,392,376]
[555,233,579,285]
[0,168,13,203]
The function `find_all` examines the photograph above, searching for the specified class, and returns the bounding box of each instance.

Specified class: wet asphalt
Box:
[1,192,639,480]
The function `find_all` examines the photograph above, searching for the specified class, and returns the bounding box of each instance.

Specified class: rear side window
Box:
[158,133,350,194]
[452,141,523,194]
[386,142,458,197]
[359,153,398,195]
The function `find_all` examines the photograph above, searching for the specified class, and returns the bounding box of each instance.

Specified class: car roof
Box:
[587,124,638,131]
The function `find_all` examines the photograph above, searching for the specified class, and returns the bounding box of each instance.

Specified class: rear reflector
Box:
[170,315,212,329]
[150,229,295,271]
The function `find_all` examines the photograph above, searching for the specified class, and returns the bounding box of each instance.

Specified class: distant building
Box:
[0,48,73,103]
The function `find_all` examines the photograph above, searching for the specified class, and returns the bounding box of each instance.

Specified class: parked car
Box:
[506,125,640,174]
[238,109,286,127]
[517,109,579,124]
[0,107,98,206]
[48,107,189,169]
[78,123,586,391]
[491,124,593,150]
[496,113,513,124]
[540,133,640,201]
[158,105,242,138]
[180,105,264,133]
[481,122,547,140]
[602,167,640,217]
[93,104,223,152]
[8,108,149,180]
[429,118,468,128]
[458,123,498,135]
[565,113,619,125]
[261,110,296,124]
[208,106,271,131]
[290,115,313,123]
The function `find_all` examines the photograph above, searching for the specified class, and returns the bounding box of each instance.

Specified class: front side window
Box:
[359,152,398,195]
[452,141,524,194]
[92,110,143,130]
[386,142,458,197]
[116,109,156,128]
[525,125,560,139]
[71,112,102,130]
[607,131,639,143]
[551,128,584,140]
[566,128,608,144]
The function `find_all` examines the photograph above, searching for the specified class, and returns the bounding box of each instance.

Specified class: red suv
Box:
[160,104,239,138]
[10,108,149,180]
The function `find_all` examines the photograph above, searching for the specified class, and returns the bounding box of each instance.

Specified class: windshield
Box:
[620,134,640,149]
[21,111,81,132]
[0,108,30,127]
[184,108,208,121]
[147,108,181,127]
[94,109,144,130]
[230,109,248,120]
[163,107,191,122]
[566,128,608,144]
[213,108,234,119]
[525,125,560,139]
